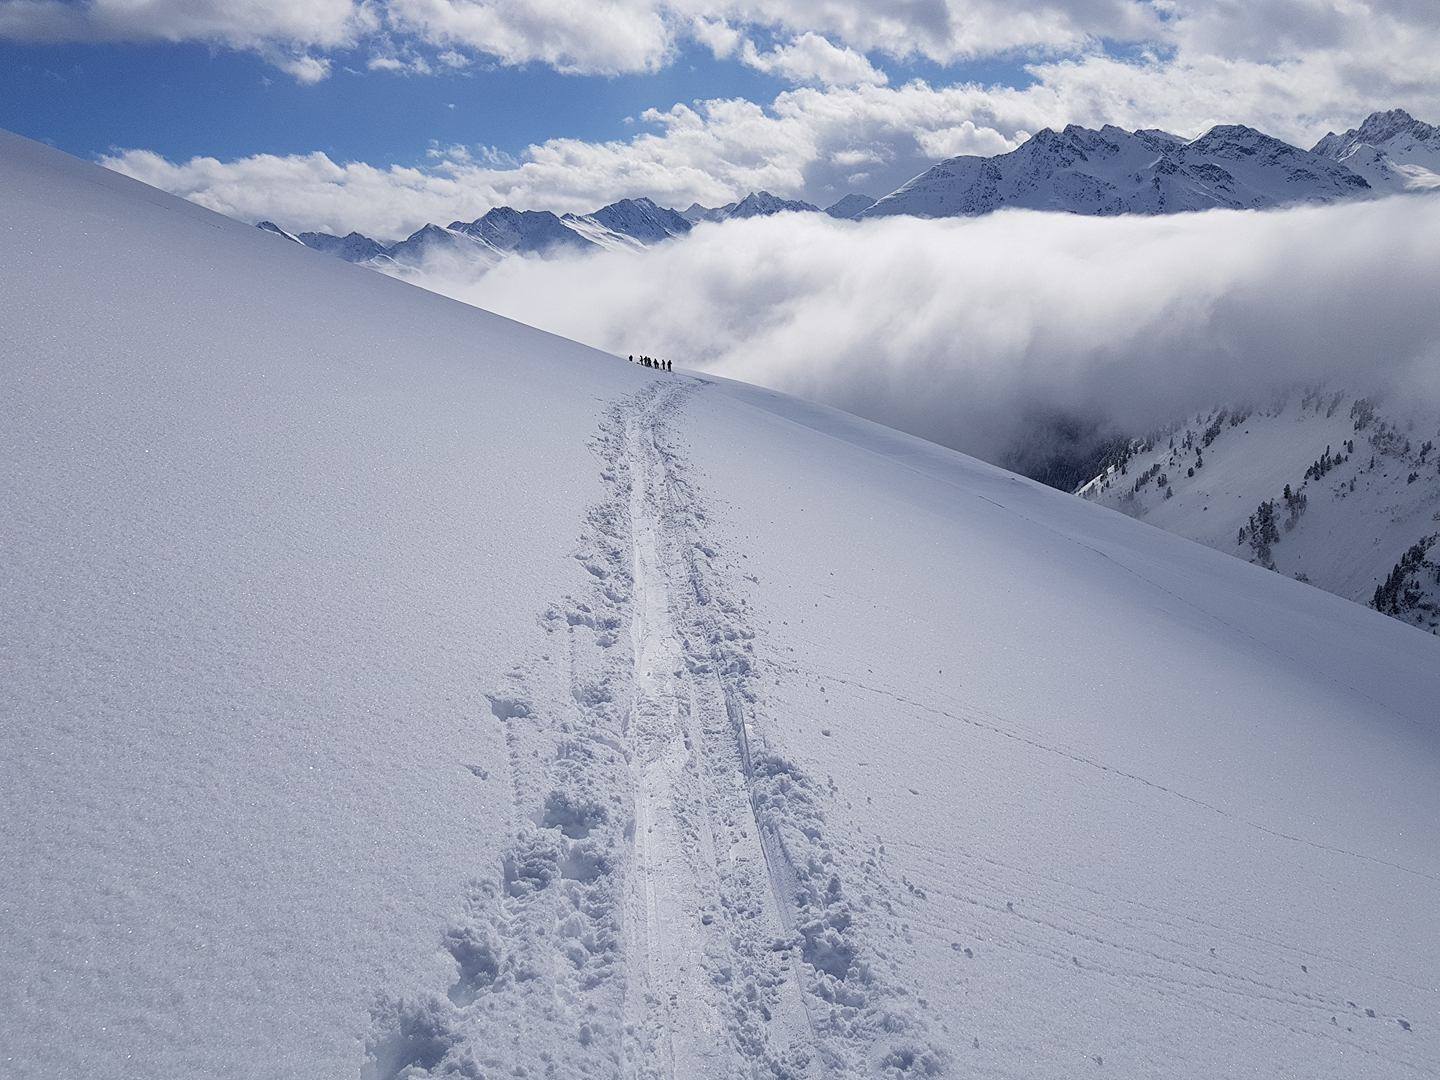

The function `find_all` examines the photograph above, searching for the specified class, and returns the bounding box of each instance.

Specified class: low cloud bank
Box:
[396,197,1440,475]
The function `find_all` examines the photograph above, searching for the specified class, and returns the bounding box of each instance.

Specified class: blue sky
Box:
[0,2,1430,235]
[0,37,1030,169]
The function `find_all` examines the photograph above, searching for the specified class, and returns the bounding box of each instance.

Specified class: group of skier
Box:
[629,354,672,372]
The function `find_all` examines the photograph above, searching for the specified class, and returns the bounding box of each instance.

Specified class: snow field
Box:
[4,128,1439,1079]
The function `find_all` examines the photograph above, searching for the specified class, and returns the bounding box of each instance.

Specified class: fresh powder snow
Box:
[4,128,1440,1080]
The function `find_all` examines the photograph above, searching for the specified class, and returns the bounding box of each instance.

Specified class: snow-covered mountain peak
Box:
[679,190,822,223]
[726,190,821,218]
[1352,107,1434,146]
[295,228,392,264]
[383,222,503,267]
[1313,108,1440,191]
[864,116,1387,219]
[449,206,596,255]
[823,192,877,219]
[576,196,692,244]
[258,191,703,271]
[679,199,733,223]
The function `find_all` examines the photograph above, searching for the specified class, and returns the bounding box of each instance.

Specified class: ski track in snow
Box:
[360,382,945,1079]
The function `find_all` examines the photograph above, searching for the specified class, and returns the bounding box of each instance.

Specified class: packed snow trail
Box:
[360,382,944,1079]
[620,384,817,1078]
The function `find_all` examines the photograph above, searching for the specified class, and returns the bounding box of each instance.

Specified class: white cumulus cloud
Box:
[739,32,887,87]
[102,59,1440,238]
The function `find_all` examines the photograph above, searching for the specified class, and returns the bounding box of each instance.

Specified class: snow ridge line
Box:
[358,383,945,1079]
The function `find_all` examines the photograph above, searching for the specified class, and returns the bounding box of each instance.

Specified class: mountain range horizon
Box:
[254,107,1439,267]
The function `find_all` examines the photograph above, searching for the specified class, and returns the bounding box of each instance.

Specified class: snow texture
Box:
[4,128,1440,1080]
[1080,390,1440,632]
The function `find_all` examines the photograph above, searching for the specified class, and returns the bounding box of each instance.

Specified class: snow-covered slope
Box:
[865,120,1378,218]
[824,193,877,219]
[6,129,1440,1080]
[1313,109,1440,192]
[1079,389,1440,633]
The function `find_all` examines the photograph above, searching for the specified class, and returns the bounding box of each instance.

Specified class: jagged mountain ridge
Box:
[863,120,1380,219]
[1312,108,1440,191]
[270,190,831,269]
[1078,388,1440,634]
[257,109,1436,269]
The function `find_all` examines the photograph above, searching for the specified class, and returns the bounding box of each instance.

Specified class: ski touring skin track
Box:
[359,382,946,1080]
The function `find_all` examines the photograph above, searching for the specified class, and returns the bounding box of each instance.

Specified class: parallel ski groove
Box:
[359,383,945,1080]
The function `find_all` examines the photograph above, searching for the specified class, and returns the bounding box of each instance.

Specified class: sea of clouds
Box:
[391,195,1440,479]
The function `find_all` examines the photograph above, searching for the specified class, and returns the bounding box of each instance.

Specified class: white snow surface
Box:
[1079,391,1440,631]
[4,129,1440,1080]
